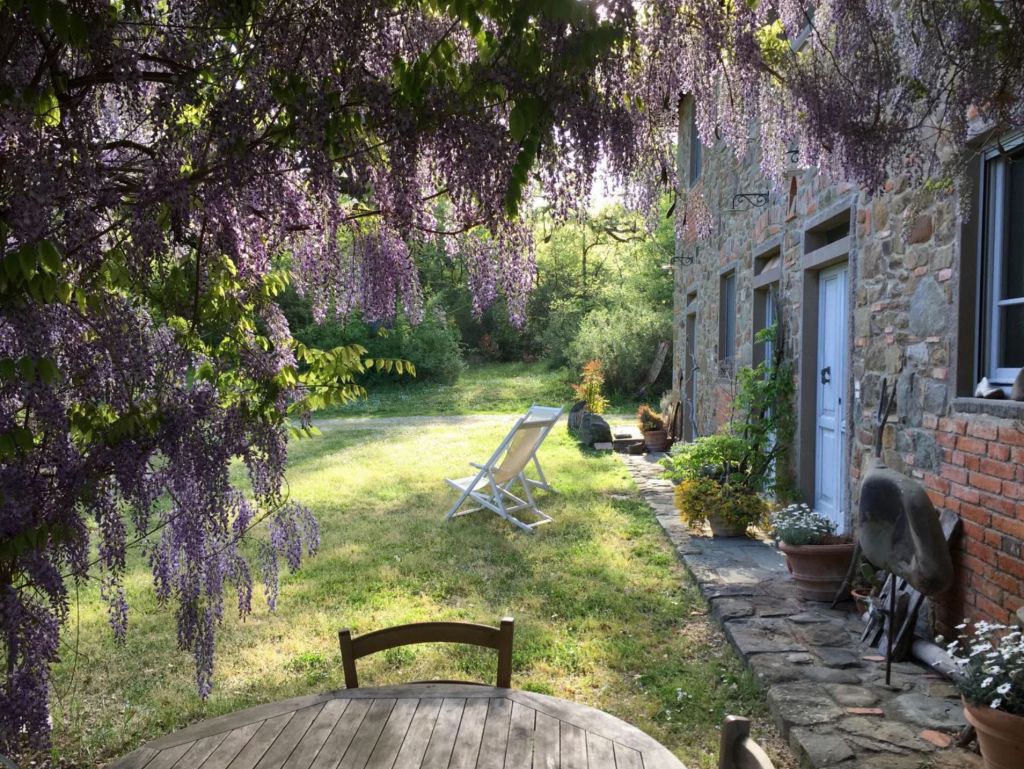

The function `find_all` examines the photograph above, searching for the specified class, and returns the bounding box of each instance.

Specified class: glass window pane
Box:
[999,303,1024,368]
[1003,152,1024,299]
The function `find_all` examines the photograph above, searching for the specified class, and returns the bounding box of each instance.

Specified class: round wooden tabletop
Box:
[110,683,687,769]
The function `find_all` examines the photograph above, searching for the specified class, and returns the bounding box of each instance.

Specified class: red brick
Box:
[951,483,981,504]
[982,528,1002,548]
[957,436,988,455]
[964,454,982,471]
[939,417,968,435]
[941,466,969,485]
[936,432,958,449]
[959,502,991,527]
[1003,482,1024,501]
[967,421,1000,440]
[988,442,1011,461]
[989,569,1020,596]
[950,450,967,466]
[1000,426,1024,446]
[991,514,1024,540]
[979,491,1018,517]
[969,472,1003,494]
[997,553,1024,581]
[975,594,1008,623]
[980,457,1016,480]
[1011,447,1024,464]
[926,489,946,509]
[924,474,950,495]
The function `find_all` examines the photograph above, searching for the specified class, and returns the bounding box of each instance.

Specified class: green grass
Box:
[48,420,777,769]
[316,361,643,418]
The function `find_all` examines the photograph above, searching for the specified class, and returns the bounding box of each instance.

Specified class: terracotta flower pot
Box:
[778,541,855,602]
[850,588,872,617]
[964,700,1024,769]
[708,512,748,538]
[643,428,669,452]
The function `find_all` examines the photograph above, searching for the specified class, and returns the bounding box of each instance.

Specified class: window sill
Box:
[951,397,1024,420]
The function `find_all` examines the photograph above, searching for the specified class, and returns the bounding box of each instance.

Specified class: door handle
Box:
[820,366,831,385]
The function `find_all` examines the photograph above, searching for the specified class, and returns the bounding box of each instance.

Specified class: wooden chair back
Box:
[338,617,514,689]
[718,716,775,769]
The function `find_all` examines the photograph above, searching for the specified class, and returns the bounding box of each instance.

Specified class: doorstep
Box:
[620,452,983,769]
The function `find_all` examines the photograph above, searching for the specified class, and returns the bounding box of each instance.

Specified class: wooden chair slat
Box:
[338,617,514,689]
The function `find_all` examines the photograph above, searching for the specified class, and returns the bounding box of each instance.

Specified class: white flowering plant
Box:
[769,503,839,546]
[944,621,1024,715]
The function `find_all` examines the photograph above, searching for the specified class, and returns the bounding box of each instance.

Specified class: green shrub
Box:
[283,293,465,384]
[568,304,671,395]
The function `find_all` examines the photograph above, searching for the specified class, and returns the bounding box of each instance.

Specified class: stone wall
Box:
[673,99,1024,633]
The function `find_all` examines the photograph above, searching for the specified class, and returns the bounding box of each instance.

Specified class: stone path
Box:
[619,452,982,769]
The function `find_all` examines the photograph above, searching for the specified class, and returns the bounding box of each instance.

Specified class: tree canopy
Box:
[2,0,1021,754]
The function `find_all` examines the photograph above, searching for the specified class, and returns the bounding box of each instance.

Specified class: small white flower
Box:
[997,683,1011,695]
[982,676,994,688]
[990,698,1002,709]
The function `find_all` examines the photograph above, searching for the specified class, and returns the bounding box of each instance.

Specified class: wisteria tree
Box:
[3,0,1023,756]
[0,0,641,753]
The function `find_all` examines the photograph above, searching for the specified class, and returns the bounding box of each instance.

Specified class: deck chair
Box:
[445,405,562,533]
[718,716,776,769]
[338,617,514,688]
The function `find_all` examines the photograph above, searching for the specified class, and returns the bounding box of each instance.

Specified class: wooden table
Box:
[111,684,687,769]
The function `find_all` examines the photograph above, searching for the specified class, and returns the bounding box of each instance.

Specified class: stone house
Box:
[670,96,1024,632]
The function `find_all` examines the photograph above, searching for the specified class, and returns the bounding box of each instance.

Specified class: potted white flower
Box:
[945,620,1024,769]
[769,503,854,602]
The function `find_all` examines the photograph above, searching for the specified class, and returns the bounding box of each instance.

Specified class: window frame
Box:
[980,132,1024,385]
[688,106,702,187]
[719,270,737,365]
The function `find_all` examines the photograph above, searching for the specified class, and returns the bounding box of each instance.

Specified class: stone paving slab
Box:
[619,452,983,769]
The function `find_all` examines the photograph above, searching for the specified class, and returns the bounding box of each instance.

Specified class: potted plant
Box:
[662,433,768,536]
[769,503,855,602]
[568,359,612,446]
[637,404,668,452]
[850,561,882,616]
[945,620,1024,769]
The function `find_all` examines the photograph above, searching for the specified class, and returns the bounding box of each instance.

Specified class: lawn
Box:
[316,361,643,418]
[50,418,776,769]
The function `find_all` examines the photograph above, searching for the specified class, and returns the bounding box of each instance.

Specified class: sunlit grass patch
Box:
[50,420,774,769]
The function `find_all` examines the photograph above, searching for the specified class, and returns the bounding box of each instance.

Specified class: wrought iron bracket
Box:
[730,191,770,211]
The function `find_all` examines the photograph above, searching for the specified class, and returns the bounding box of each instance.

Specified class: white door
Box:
[815,264,848,531]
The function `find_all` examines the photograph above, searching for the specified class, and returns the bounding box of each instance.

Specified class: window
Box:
[720,271,736,364]
[982,137,1024,385]
[688,107,702,187]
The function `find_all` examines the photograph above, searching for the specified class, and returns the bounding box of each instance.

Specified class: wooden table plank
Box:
[171,732,229,768]
[198,722,264,769]
[309,699,372,769]
[419,698,466,769]
[365,699,419,769]
[448,697,489,769]
[254,704,324,769]
[559,723,587,769]
[583,733,614,769]
[143,741,194,769]
[392,698,443,769]
[533,712,560,769]
[225,713,294,769]
[476,697,512,769]
[283,700,351,769]
[337,698,397,769]
[503,702,535,769]
[110,746,159,769]
[611,743,642,769]
[113,685,686,769]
